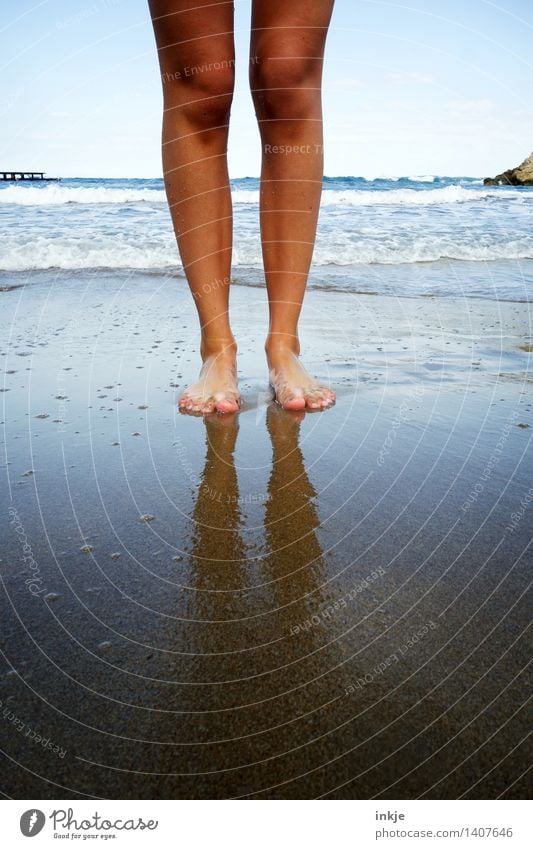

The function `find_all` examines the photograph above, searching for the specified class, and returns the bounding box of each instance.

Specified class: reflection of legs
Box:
[149,0,239,414]
[250,0,336,411]
[191,414,247,565]
[264,406,323,569]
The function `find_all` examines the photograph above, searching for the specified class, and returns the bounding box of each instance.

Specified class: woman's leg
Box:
[250,0,336,410]
[148,0,239,414]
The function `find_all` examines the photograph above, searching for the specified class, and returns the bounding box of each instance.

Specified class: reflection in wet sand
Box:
[186,405,329,624]
[154,405,349,797]
[263,405,324,585]
[190,413,247,570]
[184,405,331,638]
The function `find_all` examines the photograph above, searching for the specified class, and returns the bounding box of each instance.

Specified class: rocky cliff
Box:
[484,151,533,185]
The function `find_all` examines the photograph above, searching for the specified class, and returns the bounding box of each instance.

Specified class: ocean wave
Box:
[0,235,178,271]
[236,236,533,266]
[1,183,529,207]
[203,185,529,207]
[2,233,532,271]
[0,185,166,205]
[318,186,528,206]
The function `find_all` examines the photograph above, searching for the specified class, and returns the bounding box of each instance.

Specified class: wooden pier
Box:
[1,171,60,182]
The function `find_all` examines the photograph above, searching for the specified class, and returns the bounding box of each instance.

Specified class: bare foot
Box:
[179,341,240,415]
[266,340,336,411]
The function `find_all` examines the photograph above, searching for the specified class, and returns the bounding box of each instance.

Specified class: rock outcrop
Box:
[484,151,533,186]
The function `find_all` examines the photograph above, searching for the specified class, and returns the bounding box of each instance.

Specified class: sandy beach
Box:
[1,272,531,799]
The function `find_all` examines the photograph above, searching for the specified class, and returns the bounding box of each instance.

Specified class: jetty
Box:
[1,171,60,182]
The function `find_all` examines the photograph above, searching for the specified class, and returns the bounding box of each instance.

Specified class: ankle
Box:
[200,334,237,360]
[265,332,300,358]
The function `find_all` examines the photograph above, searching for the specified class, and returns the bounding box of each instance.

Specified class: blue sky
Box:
[1,0,532,177]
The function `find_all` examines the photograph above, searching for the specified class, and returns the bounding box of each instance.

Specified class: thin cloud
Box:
[448,98,494,114]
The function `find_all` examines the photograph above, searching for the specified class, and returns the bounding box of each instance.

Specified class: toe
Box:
[190,397,215,414]
[305,387,335,409]
[318,393,335,408]
[215,397,240,414]
[282,395,306,411]
[179,392,215,414]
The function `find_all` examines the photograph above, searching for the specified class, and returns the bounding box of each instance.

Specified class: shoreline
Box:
[2,257,533,304]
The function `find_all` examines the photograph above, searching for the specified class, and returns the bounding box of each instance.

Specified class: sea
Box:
[1,175,532,301]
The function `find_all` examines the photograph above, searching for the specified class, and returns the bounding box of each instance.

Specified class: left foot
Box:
[266,339,336,411]
[179,340,239,415]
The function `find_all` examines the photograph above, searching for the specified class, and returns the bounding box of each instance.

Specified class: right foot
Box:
[266,340,336,411]
[179,341,240,415]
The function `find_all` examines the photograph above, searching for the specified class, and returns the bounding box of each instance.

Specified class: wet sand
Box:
[1,271,531,799]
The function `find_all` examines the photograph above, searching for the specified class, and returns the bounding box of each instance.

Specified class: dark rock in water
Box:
[484,151,533,186]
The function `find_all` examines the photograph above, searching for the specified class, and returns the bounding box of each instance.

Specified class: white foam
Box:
[1,183,529,207]
[3,232,531,271]
[318,186,528,206]
[232,190,260,205]
[233,185,528,206]
[0,185,166,205]
[0,235,178,271]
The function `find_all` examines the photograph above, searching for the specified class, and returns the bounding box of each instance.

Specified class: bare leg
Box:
[250,0,336,410]
[148,0,239,413]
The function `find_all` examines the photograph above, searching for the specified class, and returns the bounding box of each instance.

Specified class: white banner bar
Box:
[2,799,530,848]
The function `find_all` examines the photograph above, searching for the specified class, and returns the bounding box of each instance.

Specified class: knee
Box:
[250,54,321,122]
[163,62,235,131]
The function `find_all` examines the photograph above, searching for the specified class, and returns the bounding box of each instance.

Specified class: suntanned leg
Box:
[148,0,239,414]
[250,0,336,411]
